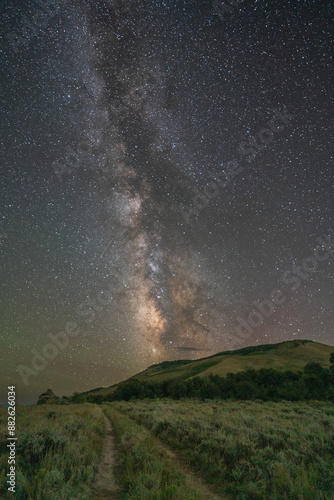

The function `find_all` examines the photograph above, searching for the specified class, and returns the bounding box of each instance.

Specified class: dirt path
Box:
[155,437,225,500]
[92,407,225,499]
[91,413,120,500]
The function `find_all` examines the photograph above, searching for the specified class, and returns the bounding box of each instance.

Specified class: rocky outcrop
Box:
[37,388,69,405]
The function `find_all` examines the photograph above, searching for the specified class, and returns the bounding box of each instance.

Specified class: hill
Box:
[85,339,334,397]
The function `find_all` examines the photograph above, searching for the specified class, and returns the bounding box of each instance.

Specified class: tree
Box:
[87,394,104,404]
[278,381,303,401]
[303,362,325,375]
[302,374,324,399]
[235,380,259,400]
[119,379,143,400]
[169,380,188,399]
[199,379,220,400]
[71,392,86,403]
[329,353,334,384]
[329,352,334,376]
[188,377,204,397]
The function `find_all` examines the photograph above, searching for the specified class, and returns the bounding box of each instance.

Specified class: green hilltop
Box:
[85,339,333,397]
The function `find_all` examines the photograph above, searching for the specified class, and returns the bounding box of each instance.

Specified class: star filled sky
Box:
[1,0,333,404]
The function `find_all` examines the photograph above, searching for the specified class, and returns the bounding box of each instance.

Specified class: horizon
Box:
[6,338,334,406]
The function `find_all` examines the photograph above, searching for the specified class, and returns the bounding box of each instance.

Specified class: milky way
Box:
[1,0,333,403]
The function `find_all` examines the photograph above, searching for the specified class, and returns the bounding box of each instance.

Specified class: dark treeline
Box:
[72,354,334,404]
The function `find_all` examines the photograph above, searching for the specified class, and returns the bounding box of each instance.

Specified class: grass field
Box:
[110,399,334,499]
[0,404,104,499]
[1,399,333,499]
[101,404,216,499]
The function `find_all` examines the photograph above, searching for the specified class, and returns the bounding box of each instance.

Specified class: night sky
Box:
[1,0,333,404]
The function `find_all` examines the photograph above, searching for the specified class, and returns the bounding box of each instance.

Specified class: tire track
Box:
[91,412,120,500]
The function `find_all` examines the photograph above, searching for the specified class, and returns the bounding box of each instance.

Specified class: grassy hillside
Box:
[88,339,333,396]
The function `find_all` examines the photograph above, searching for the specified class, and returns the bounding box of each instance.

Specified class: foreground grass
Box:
[102,404,209,499]
[111,399,334,499]
[0,404,104,499]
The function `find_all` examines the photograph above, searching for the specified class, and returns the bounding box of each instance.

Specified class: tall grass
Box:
[102,404,211,499]
[0,404,104,499]
[1,400,333,499]
[111,399,334,499]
